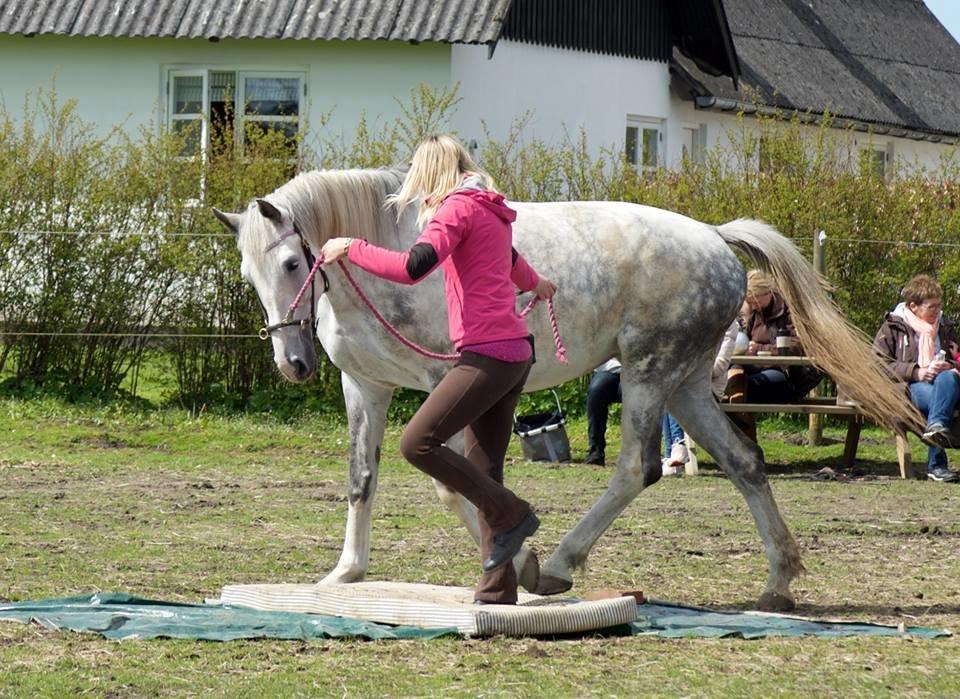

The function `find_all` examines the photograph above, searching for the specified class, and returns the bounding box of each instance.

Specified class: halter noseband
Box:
[257,223,329,340]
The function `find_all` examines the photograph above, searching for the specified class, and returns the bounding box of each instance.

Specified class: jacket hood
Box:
[449,176,517,224]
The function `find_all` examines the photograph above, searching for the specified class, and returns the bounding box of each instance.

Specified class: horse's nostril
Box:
[290,356,308,378]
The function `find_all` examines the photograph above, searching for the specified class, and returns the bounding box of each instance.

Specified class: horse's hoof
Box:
[317,570,365,586]
[757,591,795,612]
[515,550,540,593]
[534,574,574,596]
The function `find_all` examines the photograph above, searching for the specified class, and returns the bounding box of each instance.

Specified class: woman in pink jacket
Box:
[321,135,556,604]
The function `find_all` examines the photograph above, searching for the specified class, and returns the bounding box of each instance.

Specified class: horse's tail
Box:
[716,218,923,434]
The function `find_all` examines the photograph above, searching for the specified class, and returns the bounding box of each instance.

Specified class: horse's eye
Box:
[283,259,300,272]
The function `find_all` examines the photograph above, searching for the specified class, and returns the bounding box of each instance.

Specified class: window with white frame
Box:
[858,144,893,179]
[168,69,305,158]
[681,124,707,164]
[625,117,662,170]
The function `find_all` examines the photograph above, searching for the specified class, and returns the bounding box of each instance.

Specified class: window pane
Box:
[244,78,300,116]
[244,120,299,140]
[642,128,658,167]
[860,149,886,178]
[173,76,203,114]
[243,120,299,157]
[172,118,202,157]
[625,126,638,165]
[210,71,236,102]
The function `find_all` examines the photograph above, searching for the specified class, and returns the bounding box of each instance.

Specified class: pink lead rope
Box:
[281,252,568,364]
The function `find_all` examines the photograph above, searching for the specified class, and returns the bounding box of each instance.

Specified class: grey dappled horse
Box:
[214,168,922,611]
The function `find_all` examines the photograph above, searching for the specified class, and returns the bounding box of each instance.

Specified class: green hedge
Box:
[1,88,958,418]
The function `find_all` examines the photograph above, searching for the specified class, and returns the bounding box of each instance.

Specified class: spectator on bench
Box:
[873,274,960,483]
[660,318,740,475]
[584,318,739,471]
[583,359,621,466]
[727,270,822,441]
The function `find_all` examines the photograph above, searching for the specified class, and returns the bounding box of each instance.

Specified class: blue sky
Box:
[924,0,960,42]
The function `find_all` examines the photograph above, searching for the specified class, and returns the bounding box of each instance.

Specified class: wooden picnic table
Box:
[711,355,920,479]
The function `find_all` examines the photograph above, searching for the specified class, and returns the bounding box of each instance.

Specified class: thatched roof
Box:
[673,0,960,141]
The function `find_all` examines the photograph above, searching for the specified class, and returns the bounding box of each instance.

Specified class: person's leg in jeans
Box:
[910,379,953,473]
[661,413,685,459]
[746,367,794,403]
[586,370,622,461]
[925,370,960,429]
[399,352,532,602]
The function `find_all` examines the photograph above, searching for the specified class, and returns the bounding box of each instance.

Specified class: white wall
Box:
[670,101,959,175]
[3,34,954,176]
[451,39,669,159]
[0,35,450,148]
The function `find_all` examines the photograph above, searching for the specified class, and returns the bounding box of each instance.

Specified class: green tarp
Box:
[627,601,950,639]
[0,594,454,641]
[0,593,950,641]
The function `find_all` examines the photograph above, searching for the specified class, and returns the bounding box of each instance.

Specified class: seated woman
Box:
[873,274,960,483]
[727,270,821,441]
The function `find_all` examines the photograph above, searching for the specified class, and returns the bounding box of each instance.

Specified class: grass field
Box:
[1,397,959,697]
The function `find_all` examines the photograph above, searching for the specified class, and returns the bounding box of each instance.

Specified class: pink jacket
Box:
[347,185,539,349]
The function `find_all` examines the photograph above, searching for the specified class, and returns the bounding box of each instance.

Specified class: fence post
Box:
[808,230,826,447]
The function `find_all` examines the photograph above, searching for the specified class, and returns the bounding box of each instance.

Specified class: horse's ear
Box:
[256,198,284,223]
[212,208,242,235]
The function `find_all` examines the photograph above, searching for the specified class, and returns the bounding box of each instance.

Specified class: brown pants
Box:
[399,351,532,603]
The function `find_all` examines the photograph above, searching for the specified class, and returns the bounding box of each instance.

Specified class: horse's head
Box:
[213,198,318,383]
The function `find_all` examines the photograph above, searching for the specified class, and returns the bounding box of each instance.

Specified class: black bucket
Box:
[513,390,571,463]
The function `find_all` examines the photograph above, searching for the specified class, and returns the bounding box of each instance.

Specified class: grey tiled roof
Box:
[673,0,960,138]
[0,0,512,43]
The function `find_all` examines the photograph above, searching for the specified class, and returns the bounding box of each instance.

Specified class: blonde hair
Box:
[388,134,496,227]
[746,269,776,297]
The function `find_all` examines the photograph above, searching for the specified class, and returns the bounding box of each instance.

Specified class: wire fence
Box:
[1,331,261,338]
[1,227,958,344]
[5,228,960,246]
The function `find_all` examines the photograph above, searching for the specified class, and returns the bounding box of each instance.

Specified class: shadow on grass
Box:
[692,459,910,479]
[718,600,960,624]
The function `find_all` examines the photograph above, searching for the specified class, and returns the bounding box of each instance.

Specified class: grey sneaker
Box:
[927,466,959,482]
[922,423,952,447]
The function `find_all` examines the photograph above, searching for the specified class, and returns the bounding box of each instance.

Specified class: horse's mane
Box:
[240,168,408,259]
[282,168,407,245]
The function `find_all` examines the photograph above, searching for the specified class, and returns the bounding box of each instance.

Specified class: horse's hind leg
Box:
[537,376,664,595]
[667,378,804,611]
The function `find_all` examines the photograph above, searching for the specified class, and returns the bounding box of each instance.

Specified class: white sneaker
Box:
[661,457,683,477]
[668,441,689,465]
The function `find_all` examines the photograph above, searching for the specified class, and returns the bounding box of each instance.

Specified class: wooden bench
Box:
[688,355,923,479]
[712,399,920,479]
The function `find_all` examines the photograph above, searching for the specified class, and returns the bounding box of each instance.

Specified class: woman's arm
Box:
[873,323,918,382]
[321,203,469,285]
[713,320,739,380]
[511,249,556,299]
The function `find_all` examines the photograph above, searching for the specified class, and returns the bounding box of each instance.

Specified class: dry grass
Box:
[1,402,959,696]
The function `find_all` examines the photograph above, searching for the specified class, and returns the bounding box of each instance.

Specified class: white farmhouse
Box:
[0,0,957,173]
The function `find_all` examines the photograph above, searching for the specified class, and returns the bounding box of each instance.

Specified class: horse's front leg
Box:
[318,371,392,585]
